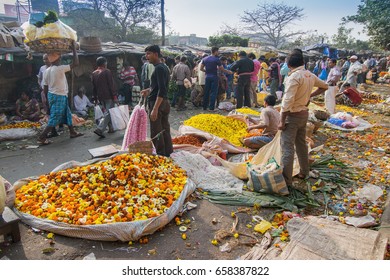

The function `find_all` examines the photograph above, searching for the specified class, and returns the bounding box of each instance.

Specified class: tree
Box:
[345,0,390,49]
[103,0,160,41]
[331,24,356,50]
[208,35,248,47]
[240,2,304,48]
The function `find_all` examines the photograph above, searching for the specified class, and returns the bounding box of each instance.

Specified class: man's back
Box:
[92,68,115,101]
[202,56,221,77]
[261,106,280,136]
[282,66,327,113]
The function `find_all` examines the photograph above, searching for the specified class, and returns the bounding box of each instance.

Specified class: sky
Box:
[164,0,367,41]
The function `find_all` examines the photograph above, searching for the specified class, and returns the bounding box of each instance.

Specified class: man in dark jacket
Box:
[230,51,254,108]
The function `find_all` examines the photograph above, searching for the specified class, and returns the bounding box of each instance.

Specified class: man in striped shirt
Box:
[119,62,138,108]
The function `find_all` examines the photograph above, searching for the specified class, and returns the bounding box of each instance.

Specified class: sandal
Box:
[37,139,52,145]
[94,129,105,138]
[294,173,307,180]
[70,132,84,138]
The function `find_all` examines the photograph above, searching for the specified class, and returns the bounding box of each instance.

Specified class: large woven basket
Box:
[314,110,330,121]
[26,37,73,53]
[128,140,154,155]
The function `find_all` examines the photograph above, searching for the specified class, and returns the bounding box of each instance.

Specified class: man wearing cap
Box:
[140,45,173,157]
[340,55,362,91]
[37,42,83,145]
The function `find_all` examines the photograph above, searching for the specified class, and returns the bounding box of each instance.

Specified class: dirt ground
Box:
[1,85,389,260]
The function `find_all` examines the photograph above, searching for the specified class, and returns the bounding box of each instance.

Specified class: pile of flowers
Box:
[172,135,206,147]
[335,105,371,117]
[235,108,261,116]
[0,122,41,130]
[15,153,187,225]
[183,114,247,146]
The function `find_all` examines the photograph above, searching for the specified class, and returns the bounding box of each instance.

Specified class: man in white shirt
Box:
[341,55,362,91]
[74,86,93,117]
[279,49,328,188]
[37,42,83,145]
[324,58,341,113]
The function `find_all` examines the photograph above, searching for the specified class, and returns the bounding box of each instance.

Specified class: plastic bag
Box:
[109,105,129,131]
[324,86,337,114]
[247,158,289,196]
[94,105,103,121]
[318,68,328,80]
[357,184,383,202]
[0,175,15,214]
[32,20,77,41]
[0,177,5,214]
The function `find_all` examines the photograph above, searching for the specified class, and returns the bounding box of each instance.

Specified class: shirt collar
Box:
[288,65,305,76]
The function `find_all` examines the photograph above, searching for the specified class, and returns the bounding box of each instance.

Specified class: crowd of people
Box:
[3,43,389,190]
[6,45,390,164]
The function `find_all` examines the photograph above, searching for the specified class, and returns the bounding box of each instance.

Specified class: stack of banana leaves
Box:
[203,155,354,212]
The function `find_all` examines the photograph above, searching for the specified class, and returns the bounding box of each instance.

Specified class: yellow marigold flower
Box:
[235,108,261,116]
[47,233,54,239]
[211,239,218,246]
[184,114,247,146]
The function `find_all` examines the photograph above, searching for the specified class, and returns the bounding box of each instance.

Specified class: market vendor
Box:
[243,95,280,149]
[14,90,42,122]
[335,83,363,107]
[74,86,93,118]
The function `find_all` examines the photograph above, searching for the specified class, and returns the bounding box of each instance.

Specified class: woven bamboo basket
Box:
[314,110,330,121]
[26,37,73,53]
[128,140,154,155]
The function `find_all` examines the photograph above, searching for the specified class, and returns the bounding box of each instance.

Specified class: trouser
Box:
[203,76,219,110]
[250,81,260,106]
[97,99,115,132]
[226,80,233,99]
[236,75,251,109]
[123,83,133,107]
[148,99,173,157]
[176,84,187,109]
[270,79,279,97]
[281,115,310,186]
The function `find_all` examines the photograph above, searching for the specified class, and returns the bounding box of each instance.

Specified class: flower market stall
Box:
[12,153,195,241]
